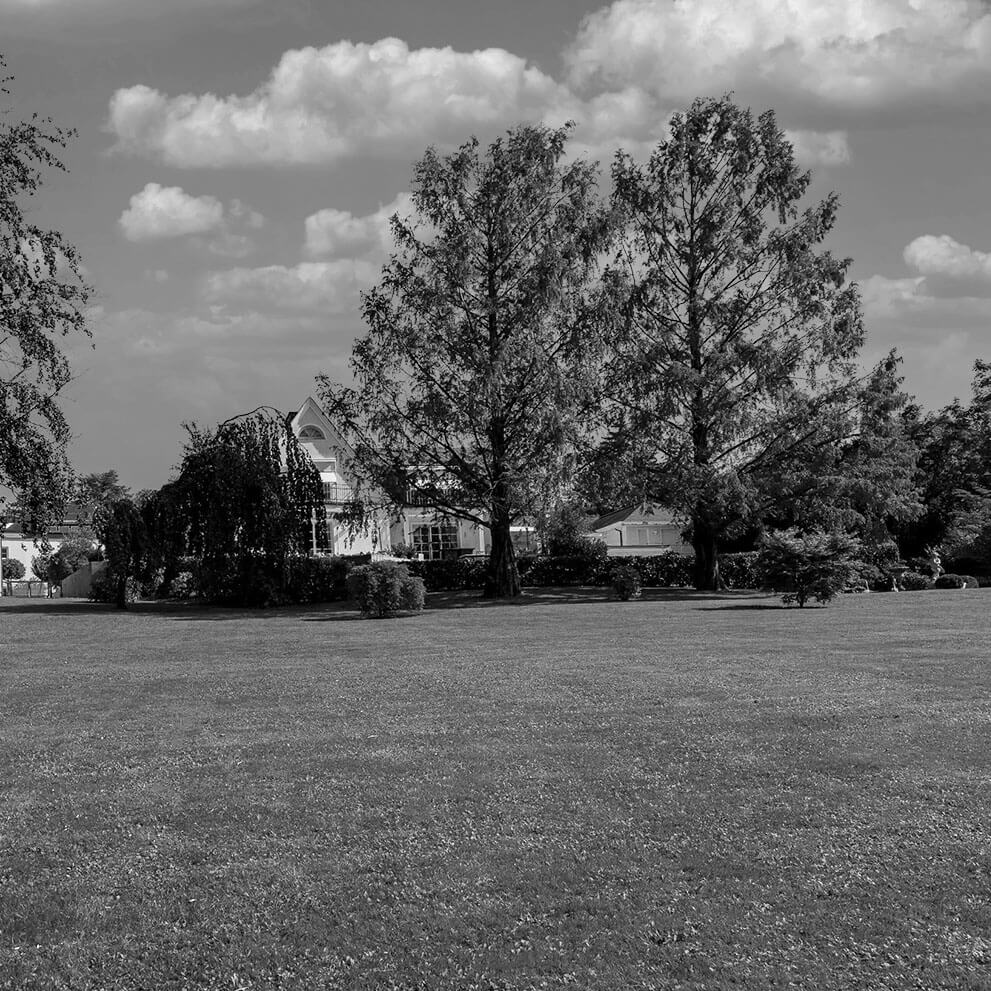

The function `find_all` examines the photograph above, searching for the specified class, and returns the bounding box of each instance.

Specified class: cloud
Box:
[860,267,991,409]
[564,0,991,118]
[118,183,224,241]
[119,183,266,258]
[902,234,991,297]
[107,39,568,168]
[304,193,413,259]
[202,260,378,313]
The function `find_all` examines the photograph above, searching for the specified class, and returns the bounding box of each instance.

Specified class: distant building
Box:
[587,503,691,557]
[1,503,97,578]
[289,396,492,560]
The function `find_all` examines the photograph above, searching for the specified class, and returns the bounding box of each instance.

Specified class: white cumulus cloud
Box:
[565,0,991,117]
[304,193,414,259]
[118,183,224,241]
[903,234,991,296]
[202,260,379,313]
[107,38,568,168]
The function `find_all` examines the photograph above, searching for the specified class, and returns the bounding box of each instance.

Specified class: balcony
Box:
[322,482,355,503]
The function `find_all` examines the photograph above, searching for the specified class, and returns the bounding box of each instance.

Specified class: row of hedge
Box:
[404,552,763,592]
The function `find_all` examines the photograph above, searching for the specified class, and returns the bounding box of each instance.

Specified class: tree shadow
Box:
[0,598,116,615]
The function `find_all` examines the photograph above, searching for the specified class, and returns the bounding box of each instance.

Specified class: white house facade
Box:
[587,503,692,557]
[290,397,490,560]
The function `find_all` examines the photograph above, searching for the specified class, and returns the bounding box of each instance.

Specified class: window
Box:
[412,522,460,560]
[314,510,335,554]
[298,425,325,440]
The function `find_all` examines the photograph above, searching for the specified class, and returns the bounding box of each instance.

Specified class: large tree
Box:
[599,95,871,589]
[1,59,91,527]
[319,123,612,598]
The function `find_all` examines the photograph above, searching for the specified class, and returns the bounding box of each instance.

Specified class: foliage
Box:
[611,564,642,601]
[318,123,613,599]
[346,560,426,618]
[93,498,148,608]
[170,571,198,599]
[286,555,355,604]
[758,528,861,607]
[897,361,991,572]
[151,410,327,606]
[72,470,130,518]
[899,570,934,592]
[598,95,873,592]
[0,59,92,529]
[2,557,25,580]
[88,568,139,604]
[933,573,979,590]
[542,501,608,559]
[404,551,760,592]
[54,528,100,569]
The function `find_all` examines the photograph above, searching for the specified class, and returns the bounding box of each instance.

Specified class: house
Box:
[289,397,491,560]
[587,503,692,557]
[0,503,98,583]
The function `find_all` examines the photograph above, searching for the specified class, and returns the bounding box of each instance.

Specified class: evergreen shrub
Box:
[899,570,934,591]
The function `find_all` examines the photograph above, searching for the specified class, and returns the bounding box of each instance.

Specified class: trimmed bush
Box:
[346,561,426,618]
[2,559,25,580]
[611,565,642,601]
[934,573,979,589]
[899,570,934,591]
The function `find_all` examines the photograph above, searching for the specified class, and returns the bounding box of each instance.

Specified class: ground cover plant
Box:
[1,590,990,989]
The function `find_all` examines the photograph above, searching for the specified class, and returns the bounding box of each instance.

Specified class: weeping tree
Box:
[162,409,326,605]
[93,497,147,608]
[599,95,869,590]
[318,123,612,598]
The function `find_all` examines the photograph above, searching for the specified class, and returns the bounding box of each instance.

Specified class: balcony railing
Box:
[322,482,355,503]
[404,486,474,508]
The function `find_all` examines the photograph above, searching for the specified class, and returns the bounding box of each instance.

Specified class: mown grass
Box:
[1,588,989,990]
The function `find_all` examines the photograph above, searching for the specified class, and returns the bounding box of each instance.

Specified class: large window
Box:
[412,522,460,560]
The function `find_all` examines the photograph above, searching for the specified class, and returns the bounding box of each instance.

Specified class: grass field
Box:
[1,588,990,990]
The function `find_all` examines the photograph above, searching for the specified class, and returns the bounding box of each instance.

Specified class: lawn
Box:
[1,588,989,990]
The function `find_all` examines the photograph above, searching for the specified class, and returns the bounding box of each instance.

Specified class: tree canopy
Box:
[1,58,91,528]
[596,95,889,589]
[319,123,612,597]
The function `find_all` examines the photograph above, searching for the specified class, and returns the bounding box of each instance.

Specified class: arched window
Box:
[298,425,325,440]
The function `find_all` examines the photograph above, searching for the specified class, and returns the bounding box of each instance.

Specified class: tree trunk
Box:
[692,518,722,591]
[484,514,521,598]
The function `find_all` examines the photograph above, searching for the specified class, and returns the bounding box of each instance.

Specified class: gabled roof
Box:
[590,502,680,531]
[288,396,357,458]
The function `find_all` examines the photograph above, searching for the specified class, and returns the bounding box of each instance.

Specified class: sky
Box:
[3,0,991,491]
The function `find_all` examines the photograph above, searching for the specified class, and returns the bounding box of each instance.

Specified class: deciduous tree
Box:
[319,123,611,597]
[600,96,868,590]
[1,58,91,526]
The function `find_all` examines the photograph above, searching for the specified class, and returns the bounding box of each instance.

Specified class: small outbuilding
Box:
[587,503,691,557]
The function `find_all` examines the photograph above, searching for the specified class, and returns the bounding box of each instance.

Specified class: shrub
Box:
[899,570,934,591]
[2,559,25,580]
[934,573,978,589]
[611,565,642,601]
[346,561,426,618]
[287,555,353,604]
[89,569,140,604]
[170,571,198,599]
[757,528,861,607]
[719,552,761,589]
